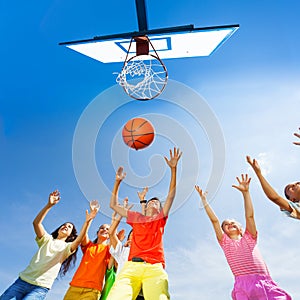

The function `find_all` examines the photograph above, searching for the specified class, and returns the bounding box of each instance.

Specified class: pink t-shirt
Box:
[219,230,269,277]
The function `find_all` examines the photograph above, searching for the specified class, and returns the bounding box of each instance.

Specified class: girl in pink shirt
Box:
[195,174,291,300]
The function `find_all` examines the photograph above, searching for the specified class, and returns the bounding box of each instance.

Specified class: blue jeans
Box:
[0,277,49,300]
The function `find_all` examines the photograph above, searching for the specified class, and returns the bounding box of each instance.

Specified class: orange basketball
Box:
[122,117,155,150]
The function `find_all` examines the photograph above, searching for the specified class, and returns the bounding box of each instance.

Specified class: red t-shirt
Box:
[127,210,168,268]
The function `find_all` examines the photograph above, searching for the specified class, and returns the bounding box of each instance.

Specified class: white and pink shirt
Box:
[219,230,269,277]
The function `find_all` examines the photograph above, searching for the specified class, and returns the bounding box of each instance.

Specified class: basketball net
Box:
[116,36,168,100]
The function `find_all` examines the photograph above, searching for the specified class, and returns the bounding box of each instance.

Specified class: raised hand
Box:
[90,199,100,211]
[86,200,100,222]
[48,190,60,206]
[246,156,261,173]
[137,187,148,201]
[164,147,182,168]
[194,185,222,240]
[116,166,126,181]
[232,174,251,193]
[195,185,208,204]
[122,197,134,210]
[293,128,300,146]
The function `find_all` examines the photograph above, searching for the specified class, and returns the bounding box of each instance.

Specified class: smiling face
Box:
[284,182,300,202]
[57,222,74,238]
[221,219,243,238]
[145,198,162,216]
[96,224,110,243]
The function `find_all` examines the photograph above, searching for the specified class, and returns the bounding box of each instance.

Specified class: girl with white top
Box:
[0,190,98,300]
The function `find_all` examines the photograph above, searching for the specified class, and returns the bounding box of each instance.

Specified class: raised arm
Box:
[195,186,223,241]
[33,190,60,239]
[70,203,99,252]
[163,148,182,216]
[81,200,100,246]
[293,127,300,146]
[246,156,292,212]
[108,198,131,249]
[110,167,129,218]
[232,174,256,237]
[137,187,148,215]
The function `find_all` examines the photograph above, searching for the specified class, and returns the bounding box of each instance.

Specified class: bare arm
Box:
[195,186,223,241]
[107,256,116,270]
[137,187,148,215]
[246,156,292,212]
[108,197,129,249]
[163,148,182,216]
[108,212,122,249]
[232,174,256,237]
[70,203,99,252]
[110,167,129,218]
[33,190,60,239]
[81,200,100,246]
[109,197,133,249]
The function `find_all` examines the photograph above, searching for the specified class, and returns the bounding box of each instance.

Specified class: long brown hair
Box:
[51,222,78,277]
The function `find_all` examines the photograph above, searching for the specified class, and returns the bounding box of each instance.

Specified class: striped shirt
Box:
[219,230,269,277]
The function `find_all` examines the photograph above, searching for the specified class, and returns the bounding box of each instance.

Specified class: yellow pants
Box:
[106,261,170,300]
[63,286,101,300]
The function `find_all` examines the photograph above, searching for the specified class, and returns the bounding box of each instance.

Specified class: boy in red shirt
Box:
[107,148,182,300]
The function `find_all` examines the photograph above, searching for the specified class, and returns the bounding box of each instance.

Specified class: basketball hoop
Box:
[116,36,168,101]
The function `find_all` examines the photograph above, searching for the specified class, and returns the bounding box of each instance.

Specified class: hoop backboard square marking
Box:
[65,26,238,63]
[117,37,171,54]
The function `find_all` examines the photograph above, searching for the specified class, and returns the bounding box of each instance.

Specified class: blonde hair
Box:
[221,219,243,236]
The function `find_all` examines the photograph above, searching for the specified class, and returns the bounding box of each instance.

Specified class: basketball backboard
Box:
[60,25,239,63]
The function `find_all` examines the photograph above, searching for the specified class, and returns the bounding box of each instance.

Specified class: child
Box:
[0,190,99,300]
[247,155,300,219]
[63,201,111,300]
[108,197,144,300]
[99,205,130,300]
[107,147,182,300]
[109,190,148,274]
[100,202,132,300]
[195,174,291,299]
[108,198,133,276]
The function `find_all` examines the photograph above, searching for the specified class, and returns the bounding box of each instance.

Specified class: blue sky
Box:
[1,0,300,299]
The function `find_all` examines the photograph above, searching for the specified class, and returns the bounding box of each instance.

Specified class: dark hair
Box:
[51,222,78,277]
[93,224,109,243]
[146,197,163,210]
[284,185,290,200]
[127,229,133,240]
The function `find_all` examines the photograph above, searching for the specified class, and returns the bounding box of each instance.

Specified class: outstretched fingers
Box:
[232,174,251,192]
[164,147,182,168]
[293,128,300,146]
[246,155,254,166]
[123,197,134,210]
[49,190,61,206]
[86,205,99,222]
[137,187,148,200]
[246,155,261,173]
[195,185,208,201]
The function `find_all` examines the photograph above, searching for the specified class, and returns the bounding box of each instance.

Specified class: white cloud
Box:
[256,152,272,176]
[166,237,233,299]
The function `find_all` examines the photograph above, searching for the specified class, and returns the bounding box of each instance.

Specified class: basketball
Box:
[122,118,155,150]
